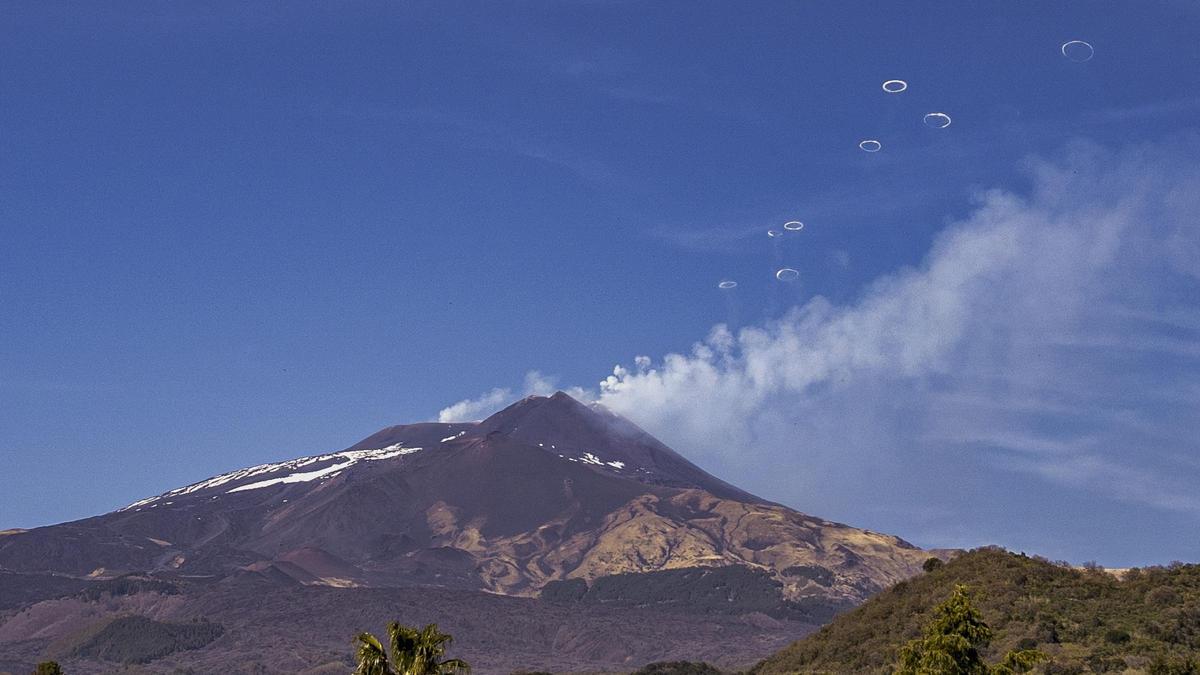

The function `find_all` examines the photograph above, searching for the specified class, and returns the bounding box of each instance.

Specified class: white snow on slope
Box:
[121,444,420,510]
[562,452,626,471]
[440,431,466,443]
[226,459,353,493]
[227,445,418,493]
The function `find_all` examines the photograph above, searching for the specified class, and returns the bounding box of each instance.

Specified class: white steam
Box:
[439,138,1200,560]
[439,371,588,422]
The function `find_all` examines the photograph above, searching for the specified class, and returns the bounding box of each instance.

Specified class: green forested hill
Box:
[752,548,1200,674]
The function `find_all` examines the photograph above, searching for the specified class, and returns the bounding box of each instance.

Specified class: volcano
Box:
[0,393,935,673]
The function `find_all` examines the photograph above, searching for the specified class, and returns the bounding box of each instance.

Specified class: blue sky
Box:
[2,2,1199,566]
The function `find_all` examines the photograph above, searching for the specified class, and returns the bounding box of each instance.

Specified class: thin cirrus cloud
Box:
[644,223,767,253]
[438,136,1200,560]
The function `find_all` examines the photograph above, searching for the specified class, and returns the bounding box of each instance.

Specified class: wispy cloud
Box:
[308,103,627,189]
[1003,453,1200,515]
[645,223,767,253]
[443,136,1200,559]
[1084,96,1200,124]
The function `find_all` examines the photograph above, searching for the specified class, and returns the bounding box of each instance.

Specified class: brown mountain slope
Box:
[0,392,936,673]
[0,393,928,607]
[0,574,816,674]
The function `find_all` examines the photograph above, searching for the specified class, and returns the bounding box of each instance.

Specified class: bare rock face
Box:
[0,392,933,672]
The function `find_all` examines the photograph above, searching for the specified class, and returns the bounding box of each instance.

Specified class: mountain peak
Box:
[0,389,933,674]
[478,390,639,448]
[476,391,764,504]
[483,391,649,434]
[478,391,603,435]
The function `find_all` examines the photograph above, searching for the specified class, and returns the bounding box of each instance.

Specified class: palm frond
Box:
[436,657,471,674]
[354,632,394,675]
[366,620,469,675]
[389,621,423,675]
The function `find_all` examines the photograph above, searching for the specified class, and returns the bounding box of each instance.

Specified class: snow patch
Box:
[440,431,466,443]
[559,452,627,471]
[227,445,417,493]
[121,444,421,508]
[228,462,352,493]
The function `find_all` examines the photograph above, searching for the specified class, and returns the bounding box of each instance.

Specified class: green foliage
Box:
[538,577,588,602]
[1150,587,1183,607]
[632,661,723,675]
[991,649,1046,674]
[753,547,1200,674]
[70,616,223,664]
[1013,637,1037,651]
[1042,662,1084,675]
[542,565,846,621]
[355,632,392,675]
[75,575,179,602]
[1102,628,1130,644]
[353,622,470,675]
[782,565,836,587]
[33,663,64,675]
[895,585,1045,674]
[924,558,946,573]
[1148,654,1199,675]
[896,585,994,674]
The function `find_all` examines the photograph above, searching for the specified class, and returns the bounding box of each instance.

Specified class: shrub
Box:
[1149,655,1200,675]
[1149,586,1182,606]
[72,616,223,664]
[1043,661,1084,675]
[753,548,1200,675]
[538,578,587,602]
[782,565,835,586]
[1103,628,1131,644]
[633,662,722,675]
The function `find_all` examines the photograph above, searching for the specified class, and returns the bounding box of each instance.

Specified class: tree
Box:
[33,662,64,675]
[1148,655,1199,675]
[633,662,722,675]
[895,585,1044,675]
[354,622,470,675]
[990,649,1048,675]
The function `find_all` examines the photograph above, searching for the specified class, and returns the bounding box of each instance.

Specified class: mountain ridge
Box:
[753,547,1200,674]
[0,391,937,673]
[0,392,927,606]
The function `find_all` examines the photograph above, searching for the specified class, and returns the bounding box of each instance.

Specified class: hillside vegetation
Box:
[541,565,846,622]
[753,547,1200,674]
[68,616,224,664]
